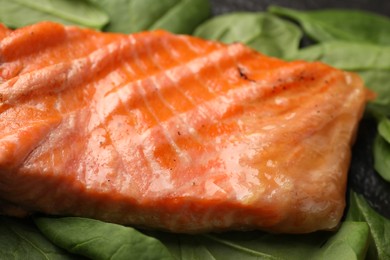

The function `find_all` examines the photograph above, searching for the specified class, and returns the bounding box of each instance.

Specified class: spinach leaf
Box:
[378,117,390,143]
[373,133,390,182]
[89,0,211,34]
[0,0,109,29]
[310,222,369,260]
[34,217,174,260]
[269,6,390,44]
[129,0,180,33]
[153,221,369,260]
[346,192,390,260]
[358,70,390,117]
[293,41,390,70]
[0,216,75,260]
[87,0,133,33]
[193,12,302,58]
[148,0,211,34]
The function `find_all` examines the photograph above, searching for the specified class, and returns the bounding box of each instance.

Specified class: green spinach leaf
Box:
[34,217,174,260]
[153,221,369,260]
[310,222,368,260]
[128,0,180,33]
[0,216,75,260]
[293,41,390,70]
[373,132,390,182]
[86,0,133,33]
[378,117,390,143]
[89,0,211,34]
[194,12,302,58]
[269,6,390,44]
[346,192,390,260]
[358,70,390,117]
[0,0,109,29]
[148,0,211,34]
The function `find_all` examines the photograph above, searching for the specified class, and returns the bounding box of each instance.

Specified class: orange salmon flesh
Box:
[0,22,370,233]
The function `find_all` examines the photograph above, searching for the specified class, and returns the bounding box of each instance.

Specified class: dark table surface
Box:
[210,0,390,17]
[210,0,390,218]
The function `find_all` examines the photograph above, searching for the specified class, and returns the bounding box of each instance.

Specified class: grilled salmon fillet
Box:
[0,22,369,233]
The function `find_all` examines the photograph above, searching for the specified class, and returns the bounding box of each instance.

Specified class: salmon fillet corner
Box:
[0,22,371,233]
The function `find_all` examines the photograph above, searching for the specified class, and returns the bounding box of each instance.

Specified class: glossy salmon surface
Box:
[0,22,369,233]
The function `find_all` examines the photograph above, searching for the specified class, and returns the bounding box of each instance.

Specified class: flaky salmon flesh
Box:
[0,22,370,233]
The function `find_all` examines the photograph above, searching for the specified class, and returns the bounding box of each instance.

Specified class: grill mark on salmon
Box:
[0,22,371,233]
[145,38,203,144]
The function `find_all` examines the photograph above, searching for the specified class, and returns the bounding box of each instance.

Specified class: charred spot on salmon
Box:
[0,22,370,234]
[237,66,256,82]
